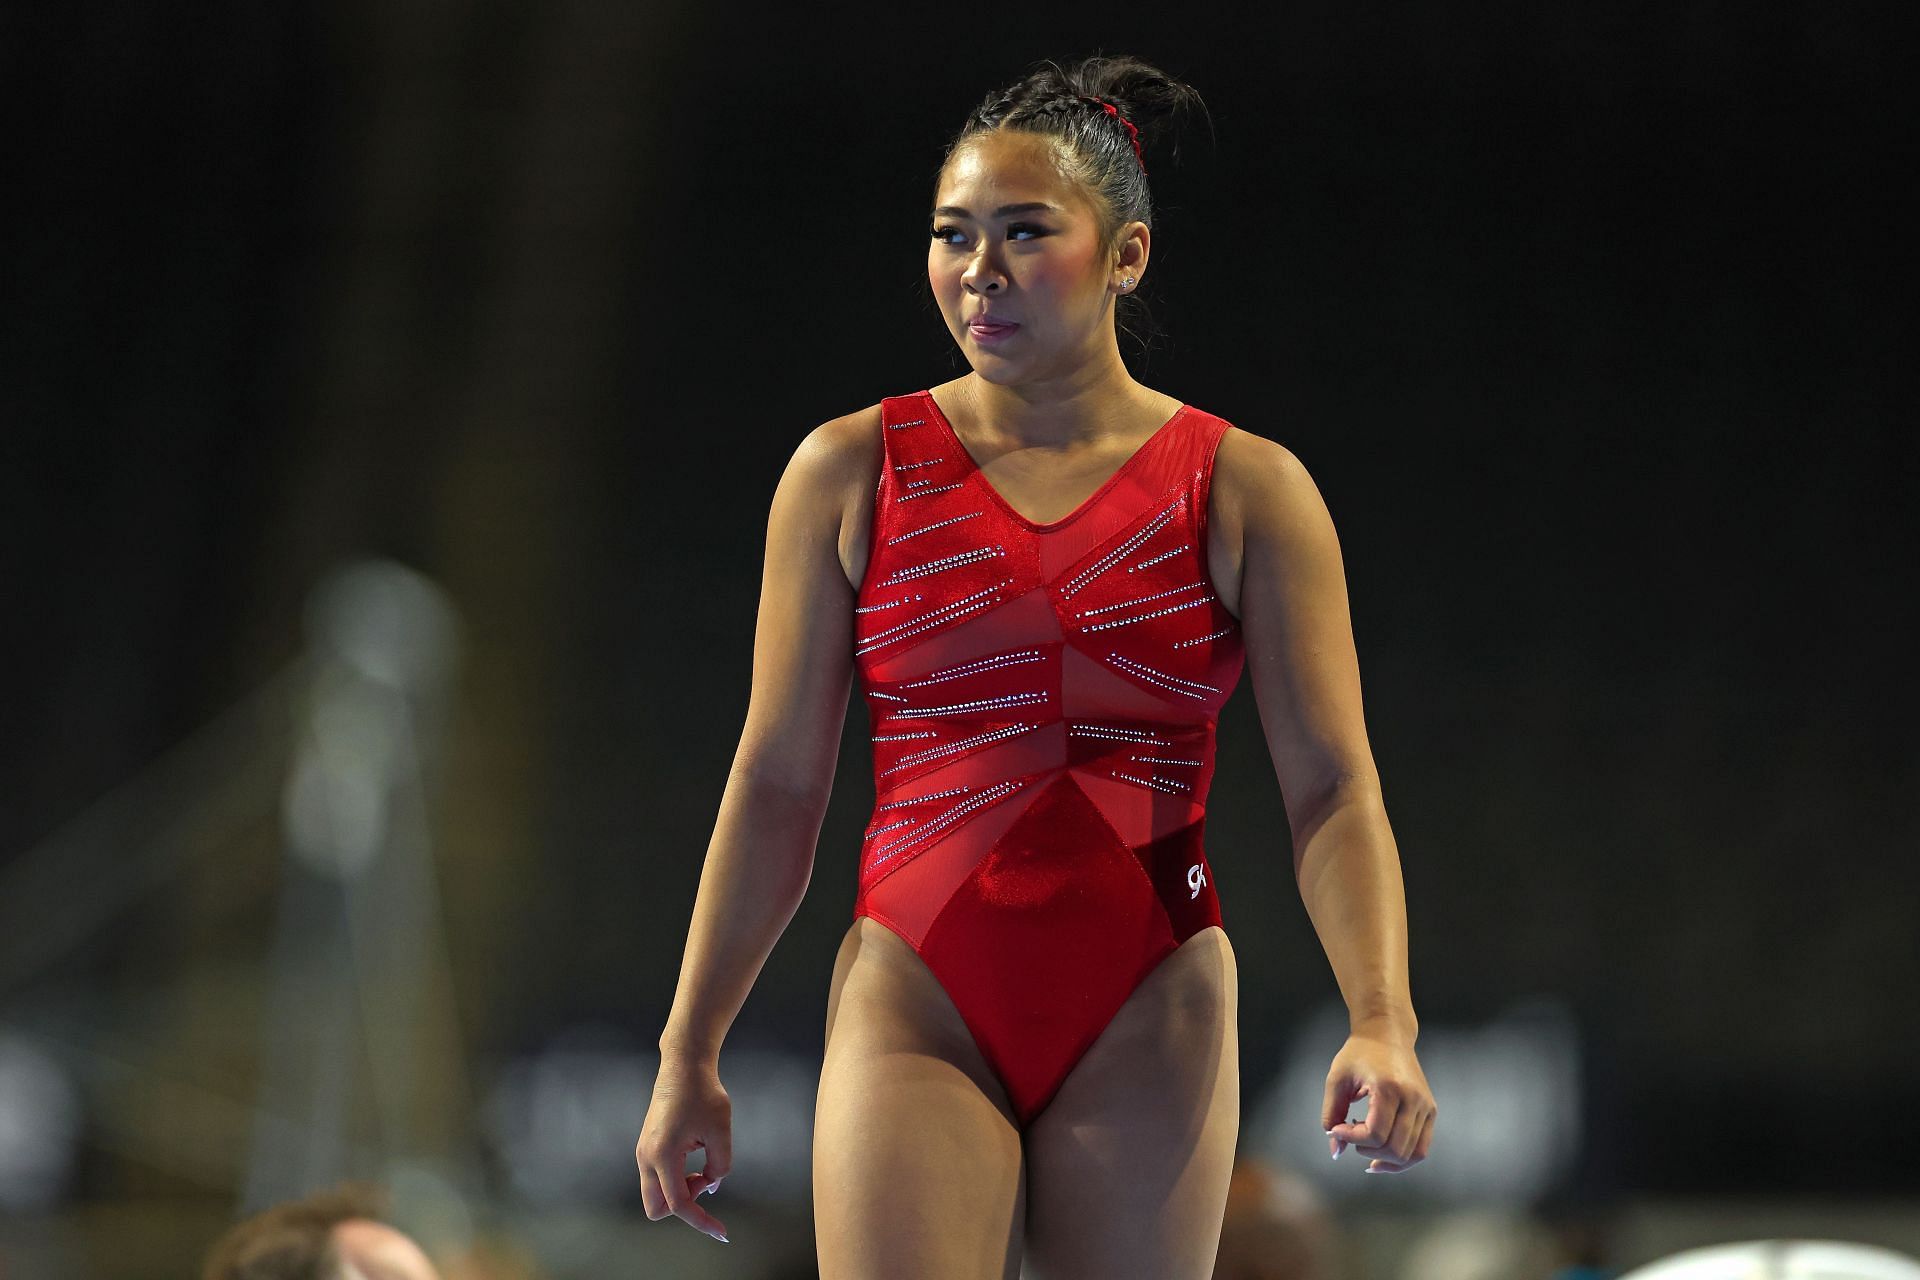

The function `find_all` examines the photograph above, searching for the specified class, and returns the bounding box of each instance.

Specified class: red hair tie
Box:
[1077,94,1147,175]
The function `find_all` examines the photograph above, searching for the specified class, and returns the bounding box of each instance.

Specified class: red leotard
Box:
[851,388,1246,1126]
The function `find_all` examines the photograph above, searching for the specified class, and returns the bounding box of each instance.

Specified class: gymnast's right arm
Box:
[636,416,866,1241]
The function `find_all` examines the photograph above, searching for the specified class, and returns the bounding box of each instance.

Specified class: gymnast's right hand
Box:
[636,1055,733,1244]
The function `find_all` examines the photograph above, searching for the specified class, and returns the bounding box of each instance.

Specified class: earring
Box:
[1122,277,1135,289]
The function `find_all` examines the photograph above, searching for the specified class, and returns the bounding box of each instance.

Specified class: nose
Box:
[961,250,1004,295]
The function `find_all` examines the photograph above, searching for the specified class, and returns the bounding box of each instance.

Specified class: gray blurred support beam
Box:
[243,558,467,1209]
[225,0,680,1242]
[230,0,675,1108]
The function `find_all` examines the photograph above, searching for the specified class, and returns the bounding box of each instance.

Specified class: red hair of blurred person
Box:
[201,1180,393,1280]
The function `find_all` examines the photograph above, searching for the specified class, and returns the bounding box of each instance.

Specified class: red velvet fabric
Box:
[852,389,1245,1125]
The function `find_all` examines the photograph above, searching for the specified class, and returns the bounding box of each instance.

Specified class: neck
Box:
[948,358,1150,451]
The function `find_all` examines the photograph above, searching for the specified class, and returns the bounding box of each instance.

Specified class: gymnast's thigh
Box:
[1020,925,1241,1280]
[814,916,1027,1280]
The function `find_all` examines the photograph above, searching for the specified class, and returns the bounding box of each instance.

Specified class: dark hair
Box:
[939,53,1212,357]
[200,1181,392,1280]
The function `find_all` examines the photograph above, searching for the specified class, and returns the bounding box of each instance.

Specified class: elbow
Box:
[1286,769,1382,839]
[730,752,837,816]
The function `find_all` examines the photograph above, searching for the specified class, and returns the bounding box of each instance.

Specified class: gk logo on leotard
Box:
[1187,862,1207,899]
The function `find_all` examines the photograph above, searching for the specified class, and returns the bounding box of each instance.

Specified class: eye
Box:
[929,223,1047,245]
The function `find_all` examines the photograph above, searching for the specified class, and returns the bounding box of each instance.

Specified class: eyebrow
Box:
[929,202,1061,219]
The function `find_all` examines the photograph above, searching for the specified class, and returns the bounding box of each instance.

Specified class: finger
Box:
[1324,1074,1363,1158]
[637,1134,687,1219]
[704,1127,733,1185]
[684,1206,729,1243]
[1367,1110,1434,1174]
[1321,1071,1356,1135]
[637,1156,669,1221]
[1340,1087,1399,1154]
[660,1163,730,1242]
[1379,1096,1421,1162]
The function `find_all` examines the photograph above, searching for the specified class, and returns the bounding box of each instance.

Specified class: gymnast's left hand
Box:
[1321,1027,1435,1174]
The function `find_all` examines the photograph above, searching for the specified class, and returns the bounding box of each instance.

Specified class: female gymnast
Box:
[637,52,1436,1278]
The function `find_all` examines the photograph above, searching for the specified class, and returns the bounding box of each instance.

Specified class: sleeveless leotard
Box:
[850,389,1246,1126]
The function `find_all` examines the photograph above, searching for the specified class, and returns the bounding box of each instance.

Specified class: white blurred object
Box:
[1394,1207,1562,1280]
[0,1029,82,1210]
[285,559,462,880]
[1618,1240,1920,1280]
[306,558,463,695]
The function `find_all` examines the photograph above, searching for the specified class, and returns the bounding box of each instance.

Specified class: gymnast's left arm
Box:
[1225,429,1437,1176]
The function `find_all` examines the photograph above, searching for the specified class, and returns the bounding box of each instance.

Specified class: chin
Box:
[968,362,1022,384]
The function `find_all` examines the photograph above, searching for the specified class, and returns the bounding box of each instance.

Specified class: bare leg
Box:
[1020,925,1240,1280]
[815,917,1028,1280]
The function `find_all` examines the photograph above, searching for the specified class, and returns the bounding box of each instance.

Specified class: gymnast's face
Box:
[928,131,1146,385]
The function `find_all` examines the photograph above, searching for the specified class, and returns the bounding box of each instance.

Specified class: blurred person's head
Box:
[201,1180,441,1280]
[1212,1157,1334,1280]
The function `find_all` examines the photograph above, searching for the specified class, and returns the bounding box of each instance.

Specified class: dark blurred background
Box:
[1,2,1912,1277]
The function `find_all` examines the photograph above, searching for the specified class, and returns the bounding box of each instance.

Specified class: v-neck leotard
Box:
[849,389,1246,1126]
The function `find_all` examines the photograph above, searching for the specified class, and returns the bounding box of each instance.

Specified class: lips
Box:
[968,318,1019,333]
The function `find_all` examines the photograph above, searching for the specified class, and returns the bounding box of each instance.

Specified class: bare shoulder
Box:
[729,404,884,800]
[766,402,882,542]
[1210,425,1330,542]
[1211,424,1374,816]
[784,402,883,502]
[783,403,884,590]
